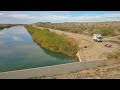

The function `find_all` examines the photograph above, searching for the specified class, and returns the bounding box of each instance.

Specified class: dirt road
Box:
[37,62,120,79]
[31,24,120,61]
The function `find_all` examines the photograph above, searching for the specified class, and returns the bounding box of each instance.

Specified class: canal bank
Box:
[25,25,79,59]
[0,24,16,30]
[0,59,120,79]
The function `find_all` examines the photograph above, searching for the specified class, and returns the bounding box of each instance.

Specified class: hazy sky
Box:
[0,11,120,24]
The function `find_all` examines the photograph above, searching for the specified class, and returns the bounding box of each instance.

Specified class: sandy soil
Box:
[32,24,120,61]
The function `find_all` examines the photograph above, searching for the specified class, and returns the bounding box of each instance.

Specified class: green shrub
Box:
[92,26,116,36]
[34,22,120,36]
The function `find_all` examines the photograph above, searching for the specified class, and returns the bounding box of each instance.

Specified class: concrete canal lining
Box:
[0,59,120,79]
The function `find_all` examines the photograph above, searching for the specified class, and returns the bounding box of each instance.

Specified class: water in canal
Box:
[0,26,75,72]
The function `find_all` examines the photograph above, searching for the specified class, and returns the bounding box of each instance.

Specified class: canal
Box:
[0,26,75,72]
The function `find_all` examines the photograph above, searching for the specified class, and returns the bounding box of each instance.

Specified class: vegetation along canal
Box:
[0,26,75,72]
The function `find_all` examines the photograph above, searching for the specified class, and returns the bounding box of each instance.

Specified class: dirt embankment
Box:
[32,24,120,61]
[0,24,18,30]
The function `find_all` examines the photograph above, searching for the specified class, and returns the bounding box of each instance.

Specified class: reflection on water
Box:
[0,26,75,72]
[42,46,72,60]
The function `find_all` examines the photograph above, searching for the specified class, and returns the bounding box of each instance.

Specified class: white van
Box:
[93,34,102,42]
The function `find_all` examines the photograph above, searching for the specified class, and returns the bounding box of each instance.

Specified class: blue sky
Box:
[0,11,120,24]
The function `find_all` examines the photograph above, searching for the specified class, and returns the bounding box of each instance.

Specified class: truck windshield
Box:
[98,37,102,39]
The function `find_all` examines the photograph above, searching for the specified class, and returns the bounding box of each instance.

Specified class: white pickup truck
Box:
[93,34,102,42]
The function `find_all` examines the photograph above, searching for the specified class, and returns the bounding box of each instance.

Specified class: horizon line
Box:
[0,21,120,24]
